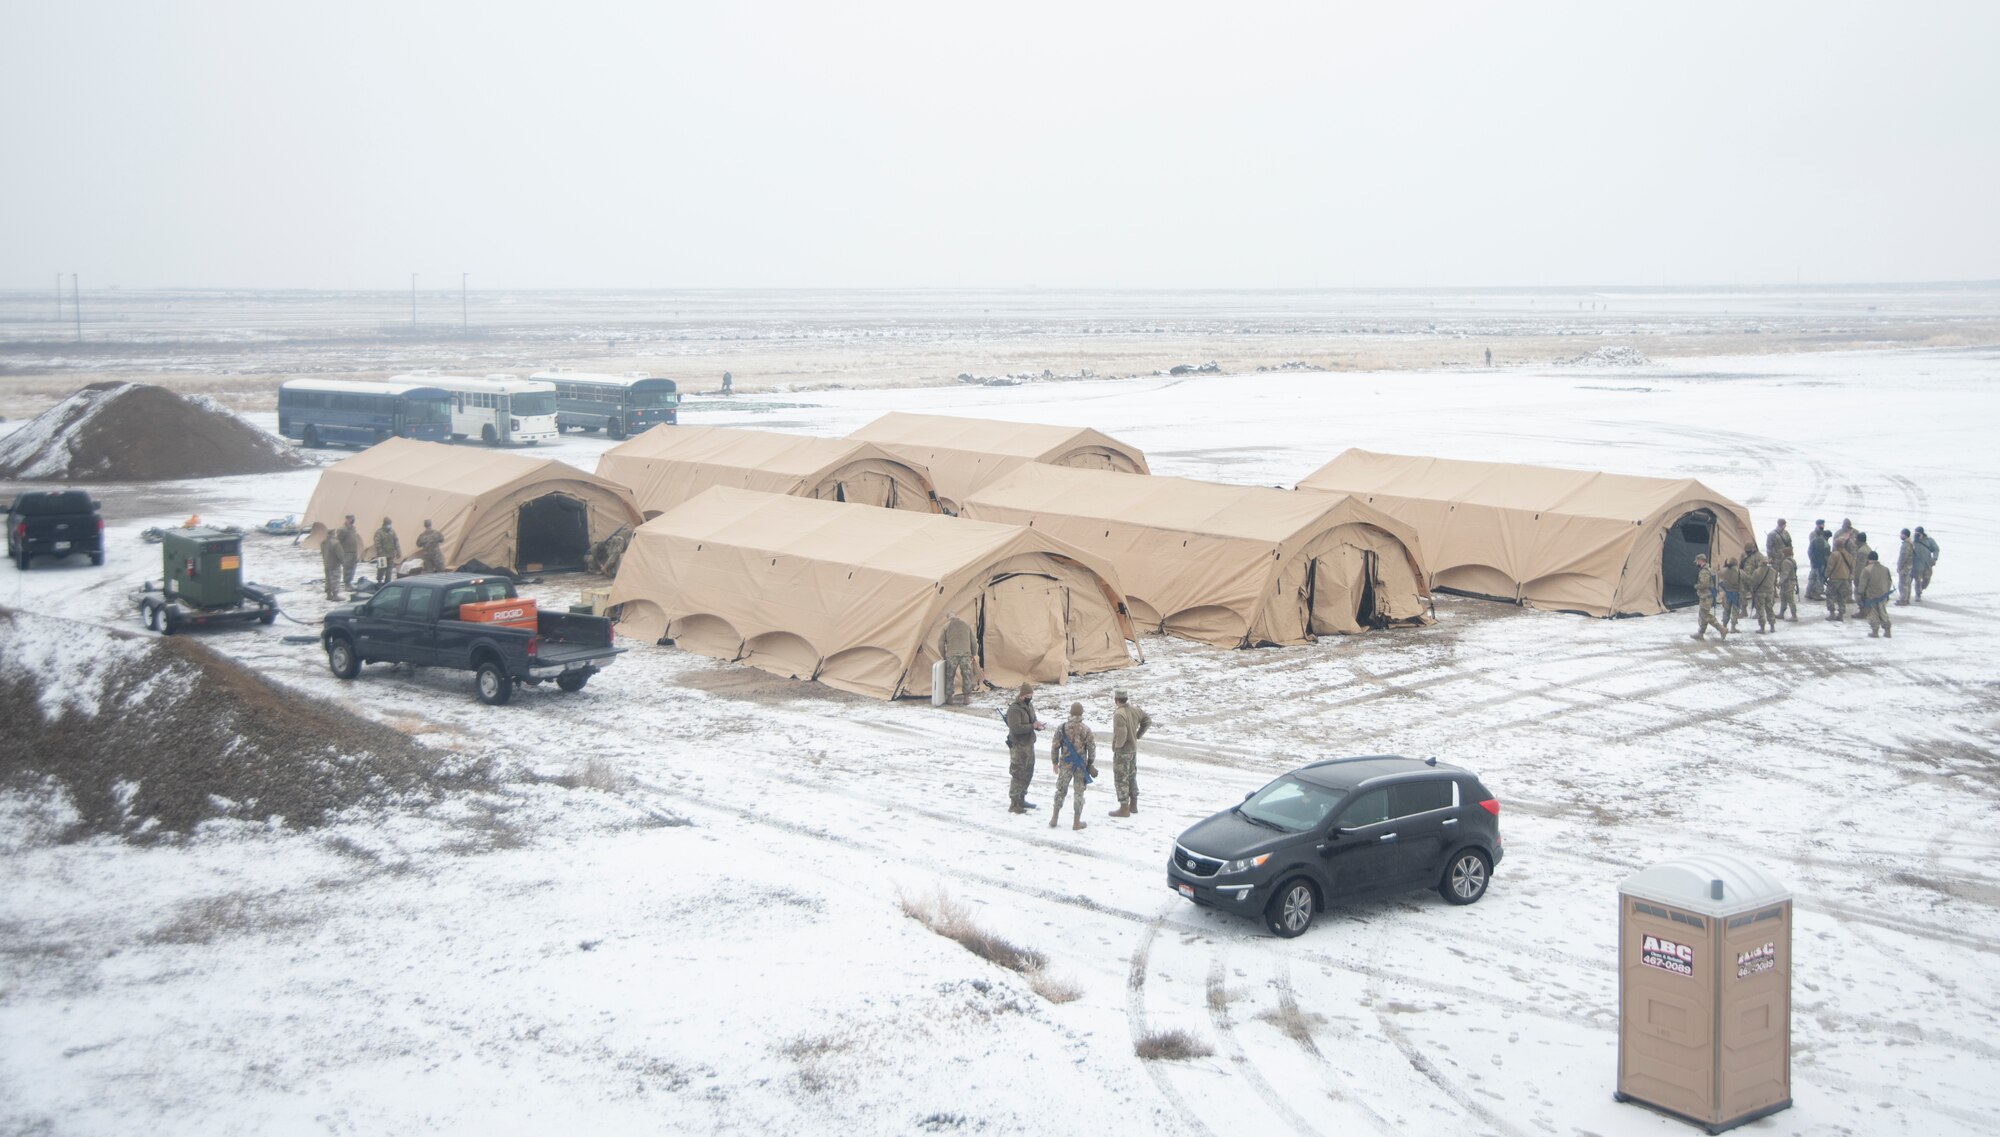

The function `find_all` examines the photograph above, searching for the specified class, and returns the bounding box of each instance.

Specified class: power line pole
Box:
[461,272,468,332]
[55,273,62,323]
[71,274,81,342]
[410,273,418,327]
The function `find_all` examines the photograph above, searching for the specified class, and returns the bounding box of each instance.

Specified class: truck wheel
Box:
[607,420,627,441]
[556,670,590,692]
[475,660,513,705]
[303,426,320,448]
[326,637,360,679]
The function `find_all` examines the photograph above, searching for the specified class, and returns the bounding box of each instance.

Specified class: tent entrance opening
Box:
[1304,548,1386,635]
[516,494,590,572]
[980,572,1071,685]
[1661,510,1716,610]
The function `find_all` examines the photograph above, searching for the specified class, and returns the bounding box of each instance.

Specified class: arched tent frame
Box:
[596,425,940,518]
[1297,449,1755,617]
[847,411,1149,513]
[607,487,1138,699]
[302,438,642,572]
[962,463,1431,647]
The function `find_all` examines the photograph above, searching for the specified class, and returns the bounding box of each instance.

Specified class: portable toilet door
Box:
[1615,852,1792,1134]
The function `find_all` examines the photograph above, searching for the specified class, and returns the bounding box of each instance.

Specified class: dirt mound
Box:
[0,381,307,481]
[0,607,487,842]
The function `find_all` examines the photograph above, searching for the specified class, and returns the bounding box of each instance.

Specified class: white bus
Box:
[532,370,681,440]
[398,374,560,446]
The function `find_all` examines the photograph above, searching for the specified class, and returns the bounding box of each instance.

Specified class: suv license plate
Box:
[1177,883,1195,899]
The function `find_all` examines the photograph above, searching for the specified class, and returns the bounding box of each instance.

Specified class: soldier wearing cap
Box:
[1048,702,1095,831]
[415,519,446,573]
[1003,682,1045,814]
[1108,688,1153,818]
[1806,519,1830,601]
[1691,553,1727,641]
[937,609,977,705]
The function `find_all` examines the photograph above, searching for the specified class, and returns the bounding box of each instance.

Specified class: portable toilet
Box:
[161,527,246,610]
[1615,853,1792,1134]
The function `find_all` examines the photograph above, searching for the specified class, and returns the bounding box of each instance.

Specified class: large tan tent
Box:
[1297,449,1756,617]
[303,438,643,573]
[608,487,1138,699]
[596,425,940,518]
[847,412,1149,512]
[962,464,1431,647]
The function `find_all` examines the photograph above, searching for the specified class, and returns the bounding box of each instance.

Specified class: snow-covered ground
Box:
[3,346,1997,1136]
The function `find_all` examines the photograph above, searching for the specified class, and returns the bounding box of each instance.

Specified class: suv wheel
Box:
[1265,879,1317,938]
[1439,849,1492,905]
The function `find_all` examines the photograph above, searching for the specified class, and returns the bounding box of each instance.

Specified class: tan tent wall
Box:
[1297,449,1755,617]
[962,464,1430,647]
[608,487,1137,699]
[848,412,1149,512]
[302,438,643,572]
[596,425,940,518]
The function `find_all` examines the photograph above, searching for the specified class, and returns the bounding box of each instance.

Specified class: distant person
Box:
[1912,526,1939,600]
[1718,556,1745,633]
[1824,533,1856,621]
[415,519,445,573]
[320,527,347,600]
[1691,554,1727,641]
[589,525,633,577]
[1048,701,1095,831]
[1108,688,1152,817]
[1746,547,1776,633]
[1775,547,1799,622]
[373,517,402,584]
[1805,519,1830,601]
[1858,551,1895,637]
[1484,348,1492,367]
[937,609,977,705]
[1004,683,1045,815]
[1896,528,1915,605]
[721,370,733,395]
[335,515,363,590]
[1766,518,1792,563]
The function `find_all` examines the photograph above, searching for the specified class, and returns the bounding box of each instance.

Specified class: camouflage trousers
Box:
[1007,742,1035,809]
[420,551,444,573]
[1917,567,1932,598]
[1753,594,1775,632]
[1694,600,1726,639]
[1806,563,1826,600]
[942,654,976,702]
[1112,746,1138,809]
[1826,580,1851,619]
[1864,601,1893,637]
[1897,569,1912,605]
[1778,586,1798,621]
[1051,764,1086,820]
[322,557,344,600]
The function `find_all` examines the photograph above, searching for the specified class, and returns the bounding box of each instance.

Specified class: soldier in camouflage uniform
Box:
[1048,701,1095,831]
[1747,549,1776,632]
[335,515,363,590]
[1691,554,1727,640]
[1895,528,1915,605]
[1852,532,1875,581]
[1004,683,1044,814]
[1765,519,1792,564]
[1857,551,1894,638]
[415,519,446,573]
[1775,548,1799,622]
[321,525,347,600]
[589,525,632,577]
[937,609,977,705]
[1805,520,1830,601]
[1108,688,1153,818]
[372,517,402,584]
[1718,556,1745,633]
[1824,532,1856,621]
[1913,527,1939,599]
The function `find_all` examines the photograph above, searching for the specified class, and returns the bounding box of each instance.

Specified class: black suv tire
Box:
[1265,878,1317,938]
[1439,849,1492,905]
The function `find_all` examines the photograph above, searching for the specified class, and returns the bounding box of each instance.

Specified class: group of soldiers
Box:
[318,515,447,600]
[1693,517,1940,642]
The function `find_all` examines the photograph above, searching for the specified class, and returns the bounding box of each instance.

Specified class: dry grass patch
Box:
[898,886,1080,1003]
[1134,1029,1213,1061]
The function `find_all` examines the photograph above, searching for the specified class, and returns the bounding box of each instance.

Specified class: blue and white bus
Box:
[532,370,680,439]
[410,374,560,446]
[277,379,452,448]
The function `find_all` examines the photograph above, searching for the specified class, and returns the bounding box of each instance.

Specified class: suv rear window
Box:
[1390,780,1455,817]
[10,491,94,515]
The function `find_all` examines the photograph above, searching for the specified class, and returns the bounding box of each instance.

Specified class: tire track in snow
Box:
[1202,956,1329,1137]
[1268,961,1403,1137]
[1127,916,1219,1137]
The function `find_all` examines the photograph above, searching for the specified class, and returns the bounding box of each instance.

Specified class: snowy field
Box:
[3,346,1998,1136]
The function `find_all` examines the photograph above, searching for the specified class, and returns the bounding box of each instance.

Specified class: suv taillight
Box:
[96,518,105,532]
[1478,799,1500,815]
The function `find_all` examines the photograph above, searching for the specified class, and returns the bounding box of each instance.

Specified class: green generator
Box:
[138,527,278,634]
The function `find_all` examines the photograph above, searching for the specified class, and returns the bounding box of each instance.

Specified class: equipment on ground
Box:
[135,527,279,634]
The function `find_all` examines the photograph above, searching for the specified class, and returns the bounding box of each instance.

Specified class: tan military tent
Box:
[608,487,1138,699]
[302,438,642,573]
[1297,449,1756,617]
[962,464,1431,647]
[847,412,1149,512]
[596,425,940,518]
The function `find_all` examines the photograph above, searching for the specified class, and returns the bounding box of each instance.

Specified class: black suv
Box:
[7,490,105,570]
[1168,756,1502,937]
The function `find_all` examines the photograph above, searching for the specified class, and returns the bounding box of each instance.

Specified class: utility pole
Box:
[461,272,468,332]
[71,274,81,342]
[411,273,418,327]
[55,273,62,323]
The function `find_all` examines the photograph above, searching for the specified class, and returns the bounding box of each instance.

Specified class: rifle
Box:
[1058,728,1094,784]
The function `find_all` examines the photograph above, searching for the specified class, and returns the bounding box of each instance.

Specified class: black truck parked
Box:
[7,490,106,569]
[321,572,623,705]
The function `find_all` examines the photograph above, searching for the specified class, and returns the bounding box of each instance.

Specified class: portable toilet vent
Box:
[1615,853,1792,1133]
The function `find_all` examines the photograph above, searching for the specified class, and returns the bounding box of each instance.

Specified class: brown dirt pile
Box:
[0,606,487,841]
[0,381,307,481]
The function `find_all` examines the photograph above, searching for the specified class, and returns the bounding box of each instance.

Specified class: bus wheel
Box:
[482,425,498,445]
[302,426,319,448]
[607,420,627,441]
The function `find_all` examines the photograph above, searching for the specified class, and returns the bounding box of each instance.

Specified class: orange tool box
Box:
[457,597,538,630]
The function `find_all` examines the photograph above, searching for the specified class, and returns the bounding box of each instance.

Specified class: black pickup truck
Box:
[7,490,105,569]
[321,572,624,705]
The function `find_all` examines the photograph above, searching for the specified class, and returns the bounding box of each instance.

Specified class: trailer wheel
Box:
[326,636,360,679]
[159,610,179,636]
[259,607,277,626]
[145,602,161,632]
[556,670,591,692]
[475,660,514,705]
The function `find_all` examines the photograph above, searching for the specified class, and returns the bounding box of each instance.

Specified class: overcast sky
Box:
[3,1,1996,290]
